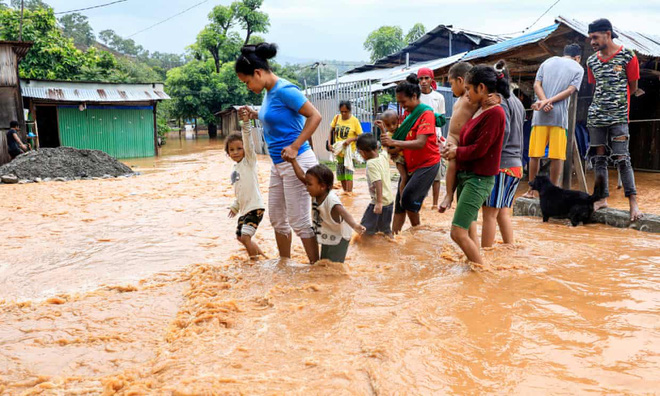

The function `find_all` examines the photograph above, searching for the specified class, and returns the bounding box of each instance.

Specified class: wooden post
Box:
[18,0,25,41]
[29,100,39,149]
[573,139,588,192]
[562,92,578,189]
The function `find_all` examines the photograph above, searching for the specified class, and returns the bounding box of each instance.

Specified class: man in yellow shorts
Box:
[524,44,584,198]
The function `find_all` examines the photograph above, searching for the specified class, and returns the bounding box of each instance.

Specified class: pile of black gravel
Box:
[0,147,134,182]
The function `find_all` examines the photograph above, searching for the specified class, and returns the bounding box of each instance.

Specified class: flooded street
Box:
[1,135,659,394]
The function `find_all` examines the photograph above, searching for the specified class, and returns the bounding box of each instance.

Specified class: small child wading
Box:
[286,160,365,263]
[376,110,405,196]
[356,133,394,236]
[227,114,266,259]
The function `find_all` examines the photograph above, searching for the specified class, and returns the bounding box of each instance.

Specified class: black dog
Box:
[528,175,605,226]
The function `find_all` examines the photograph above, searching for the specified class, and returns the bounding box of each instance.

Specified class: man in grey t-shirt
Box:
[523,44,584,198]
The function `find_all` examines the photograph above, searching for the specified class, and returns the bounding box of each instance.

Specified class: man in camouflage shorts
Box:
[587,18,642,221]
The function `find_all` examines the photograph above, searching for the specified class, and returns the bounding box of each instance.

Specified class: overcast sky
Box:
[45,0,660,64]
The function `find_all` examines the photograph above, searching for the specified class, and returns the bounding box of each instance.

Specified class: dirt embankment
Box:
[0,147,134,183]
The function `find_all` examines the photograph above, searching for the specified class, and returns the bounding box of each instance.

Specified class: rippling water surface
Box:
[1,135,658,394]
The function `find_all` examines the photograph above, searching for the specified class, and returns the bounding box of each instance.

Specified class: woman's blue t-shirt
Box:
[259,78,311,164]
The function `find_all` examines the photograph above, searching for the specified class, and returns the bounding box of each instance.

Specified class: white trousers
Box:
[268,149,318,239]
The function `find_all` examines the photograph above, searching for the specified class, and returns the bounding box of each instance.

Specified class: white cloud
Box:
[42,0,660,62]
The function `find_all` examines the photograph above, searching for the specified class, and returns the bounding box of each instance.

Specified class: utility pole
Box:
[310,62,326,86]
[19,0,25,41]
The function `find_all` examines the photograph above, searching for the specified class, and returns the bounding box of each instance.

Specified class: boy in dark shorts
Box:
[356,133,394,236]
[6,120,28,160]
[227,113,267,259]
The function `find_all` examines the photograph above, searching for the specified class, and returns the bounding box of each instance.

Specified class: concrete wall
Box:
[513,197,660,233]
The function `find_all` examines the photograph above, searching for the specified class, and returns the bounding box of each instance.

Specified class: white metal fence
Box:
[306,80,374,161]
[249,122,268,156]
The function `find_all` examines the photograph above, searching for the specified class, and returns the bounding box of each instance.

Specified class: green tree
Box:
[166,59,260,124]
[0,6,169,83]
[194,0,269,73]
[363,25,405,62]
[165,0,276,137]
[248,34,265,45]
[165,60,218,123]
[98,29,117,48]
[10,0,50,10]
[98,29,144,56]
[195,5,241,73]
[0,7,90,79]
[232,0,269,45]
[165,59,297,137]
[287,63,338,87]
[147,51,184,71]
[78,47,118,81]
[406,23,426,44]
[59,12,95,47]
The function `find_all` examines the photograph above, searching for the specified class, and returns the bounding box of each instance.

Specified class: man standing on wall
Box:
[523,44,584,197]
[6,120,28,160]
[586,18,642,222]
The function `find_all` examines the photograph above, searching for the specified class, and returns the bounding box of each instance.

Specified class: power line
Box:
[54,0,128,15]
[1,0,128,22]
[126,0,210,38]
[500,0,562,36]
[524,0,561,32]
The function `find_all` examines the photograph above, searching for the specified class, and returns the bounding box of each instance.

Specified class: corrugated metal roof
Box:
[317,67,403,87]
[19,79,170,102]
[305,53,467,94]
[306,80,391,95]
[346,24,502,74]
[556,16,660,57]
[215,105,261,116]
[443,26,502,45]
[380,53,467,85]
[462,23,561,61]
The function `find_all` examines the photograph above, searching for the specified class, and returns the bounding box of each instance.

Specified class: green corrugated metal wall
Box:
[58,107,154,158]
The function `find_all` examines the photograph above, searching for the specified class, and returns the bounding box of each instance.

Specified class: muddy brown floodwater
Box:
[1,135,659,394]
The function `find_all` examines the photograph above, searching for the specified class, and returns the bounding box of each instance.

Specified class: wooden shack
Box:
[215,106,262,136]
[20,79,171,159]
[383,16,660,173]
[0,41,32,165]
[433,16,660,172]
[214,105,268,155]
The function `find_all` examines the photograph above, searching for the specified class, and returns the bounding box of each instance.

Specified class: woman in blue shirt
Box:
[236,43,322,264]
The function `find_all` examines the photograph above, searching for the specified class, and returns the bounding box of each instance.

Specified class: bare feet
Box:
[629,196,643,222]
[438,195,453,213]
[593,198,608,212]
[521,189,538,199]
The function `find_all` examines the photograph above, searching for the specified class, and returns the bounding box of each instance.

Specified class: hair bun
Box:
[405,73,419,85]
[255,43,278,60]
[240,46,256,56]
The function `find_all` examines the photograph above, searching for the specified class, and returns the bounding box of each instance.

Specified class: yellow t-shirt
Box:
[366,152,394,206]
[331,115,363,153]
